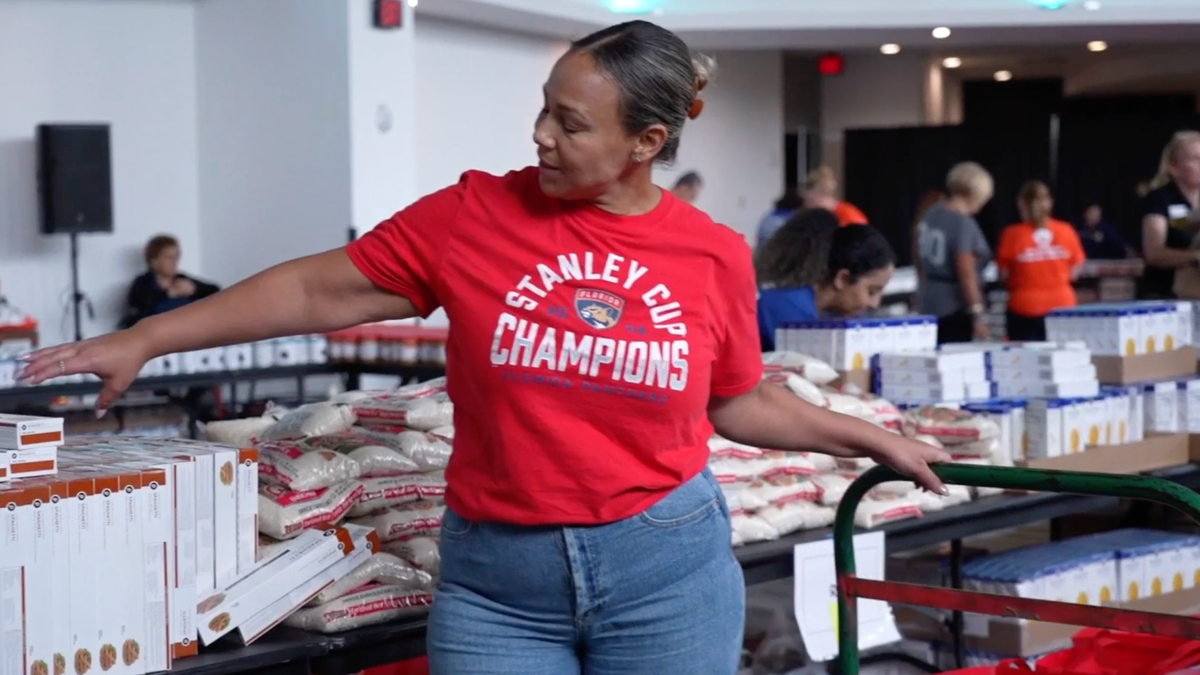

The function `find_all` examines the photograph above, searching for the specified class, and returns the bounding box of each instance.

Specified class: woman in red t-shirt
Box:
[23,20,947,674]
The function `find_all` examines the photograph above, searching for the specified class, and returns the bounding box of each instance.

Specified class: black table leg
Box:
[951,538,965,670]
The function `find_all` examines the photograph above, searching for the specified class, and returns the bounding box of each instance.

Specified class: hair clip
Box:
[688,99,705,120]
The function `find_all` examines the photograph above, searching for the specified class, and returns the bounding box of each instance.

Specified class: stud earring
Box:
[632,155,643,164]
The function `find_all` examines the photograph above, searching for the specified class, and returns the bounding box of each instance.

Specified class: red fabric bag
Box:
[1034,627,1200,675]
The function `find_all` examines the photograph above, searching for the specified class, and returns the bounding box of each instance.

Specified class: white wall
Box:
[413,16,567,196]
[820,52,927,181]
[195,0,354,288]
[0,0,199,345]
[658,50,786,241]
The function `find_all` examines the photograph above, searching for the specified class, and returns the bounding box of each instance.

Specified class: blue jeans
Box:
[427,468,745,674]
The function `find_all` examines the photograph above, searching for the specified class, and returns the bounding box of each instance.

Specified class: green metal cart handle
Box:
[834,463,1200,675]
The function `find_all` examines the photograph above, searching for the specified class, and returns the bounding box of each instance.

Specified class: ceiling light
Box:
[1083,0,1101,9]
[932,26,952,39]
[994,70,1013,82]
[1087,40,1108,52]
[407,0,417,6]
[942,56,962,69]
[880,43,901,55]
[1031,0,1067,8]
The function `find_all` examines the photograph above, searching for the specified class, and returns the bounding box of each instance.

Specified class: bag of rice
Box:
[306,552,434,606]
[913,434,944,449]
[854,495,923,528]
[761,351,838,385]
[722,486,769,513]
[747,476,822,506]
[798,452,837,474]
[351,473,447,517]
[914,485,971,513]
[351,392,453,431]
[903,406,999,444]
[763,372,829,407]
[351,501,445,541]
[202,409,283,447]
[756,501,836,535]
[284,585,433,633]
[394,376,447,398]
[382,536,441,576]
[730,509,779,546]
[303,431,422,476]
[708,437,765,461]
[812,473,851,507]
[259,401,357,442]
[351,427,453,473]
[258,481,364,539]
[825,393,873,419]
[862,395,904,431]
[258,441,362,492]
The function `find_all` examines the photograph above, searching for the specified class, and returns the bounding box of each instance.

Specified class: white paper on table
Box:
[793,531,902,662]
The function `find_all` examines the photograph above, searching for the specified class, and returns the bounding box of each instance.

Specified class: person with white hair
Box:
[914,161,995,343]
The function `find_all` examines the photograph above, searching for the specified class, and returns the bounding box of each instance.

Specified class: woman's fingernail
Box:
[95,408,108,420]
[940,486,951,496]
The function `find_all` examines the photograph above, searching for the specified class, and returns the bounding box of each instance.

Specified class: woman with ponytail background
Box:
[996,180,1085,341]
[755,208,896,350]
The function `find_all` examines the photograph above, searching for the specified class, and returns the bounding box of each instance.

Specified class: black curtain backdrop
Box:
[961,121,1054,242]
[1055,113,1200,248]
[843,126,961,266]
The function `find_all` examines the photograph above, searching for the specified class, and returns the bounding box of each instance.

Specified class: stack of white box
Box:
[1046,301,1193,356]
[984,344,1100,400]
[1064,529,1200,603]
[963,543,1118,608]
[0,335,331,390]
[874,350,993,405]
[776,316,937,372]
[0,413,62,481]
[1026,394,1139,459]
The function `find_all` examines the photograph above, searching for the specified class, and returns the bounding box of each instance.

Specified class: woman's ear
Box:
[634,124,668,164]
[833,269,853,290]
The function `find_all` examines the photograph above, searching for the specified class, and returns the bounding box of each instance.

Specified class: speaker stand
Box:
[68,232,91,343]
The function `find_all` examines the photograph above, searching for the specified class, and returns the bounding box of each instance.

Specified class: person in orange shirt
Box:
[803,166,869,226]
[996,180,1087,341]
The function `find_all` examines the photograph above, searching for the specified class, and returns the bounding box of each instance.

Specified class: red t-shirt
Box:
[346,167,763,525]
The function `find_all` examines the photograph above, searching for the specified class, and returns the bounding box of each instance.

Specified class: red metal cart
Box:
[834,464,1200,675]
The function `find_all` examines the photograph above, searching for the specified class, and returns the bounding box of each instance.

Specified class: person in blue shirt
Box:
[755,208,896,350]
[1075,203,1132,260]
[754,187,804,248]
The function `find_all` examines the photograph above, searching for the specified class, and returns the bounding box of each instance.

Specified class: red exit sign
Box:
[374,0,403,29]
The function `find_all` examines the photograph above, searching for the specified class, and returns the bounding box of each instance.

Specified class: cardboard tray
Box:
[1020,432,1190,475]
[1093,347,1196,385]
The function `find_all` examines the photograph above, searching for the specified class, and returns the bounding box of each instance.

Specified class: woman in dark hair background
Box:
[756,208,896,350]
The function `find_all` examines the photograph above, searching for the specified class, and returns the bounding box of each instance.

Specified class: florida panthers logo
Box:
[574,289,625,330]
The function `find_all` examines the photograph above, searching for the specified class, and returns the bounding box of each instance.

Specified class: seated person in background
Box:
[755,208,896,351]
[803,166,869,227]
[670,170,703,204]
[754,187,804,248]
[1075,203,1131,260]
[123,235,219,328]
[996,180,1085,342]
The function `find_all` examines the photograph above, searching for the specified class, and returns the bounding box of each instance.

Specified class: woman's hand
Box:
[19,329,154,415]
[169,278,197,298]
[870,436,952,494]
[973,315,991,340]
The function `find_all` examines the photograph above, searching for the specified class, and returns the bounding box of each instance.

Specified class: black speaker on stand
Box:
[36,123,113,342]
